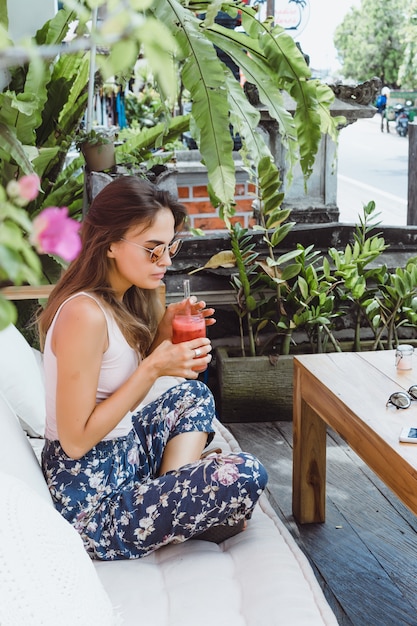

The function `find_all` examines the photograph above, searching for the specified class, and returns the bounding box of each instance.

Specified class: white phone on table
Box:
[399,426,417,443]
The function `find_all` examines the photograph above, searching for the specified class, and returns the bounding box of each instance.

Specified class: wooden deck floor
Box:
[226,421,417,626]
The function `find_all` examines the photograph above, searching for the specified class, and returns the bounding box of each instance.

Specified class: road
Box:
[337,114,409,225]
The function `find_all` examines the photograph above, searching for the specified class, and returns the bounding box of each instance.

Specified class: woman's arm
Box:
[53,296,212,459]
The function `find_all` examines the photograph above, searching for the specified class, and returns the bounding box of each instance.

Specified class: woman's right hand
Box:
[146,337,212,379]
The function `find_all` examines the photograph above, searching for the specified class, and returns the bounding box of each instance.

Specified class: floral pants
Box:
[42,381,268,560]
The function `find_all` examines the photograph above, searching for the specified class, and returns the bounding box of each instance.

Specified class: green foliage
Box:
[366,259,417,349]
[251,157,339,355]
[258,243,339,356]
[0,0,341,334]
[0,184,42,328]
[334,0,408,87]
[150,0,341,219]
[0,8,88,216]
[153,0,237,209]
[398,0,417,90]
[124,87,165,129]
[0,0,339,228]
[329,201,388,350]
[217,198,417,357]
[0,190,41,286]
[115,115,190,170]
[229,222,262,357]
[75,127,115,150]
[225,156,340,356]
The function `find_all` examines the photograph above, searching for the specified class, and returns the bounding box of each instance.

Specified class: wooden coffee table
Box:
[292,350,417,524]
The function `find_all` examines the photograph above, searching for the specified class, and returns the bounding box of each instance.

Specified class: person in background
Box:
[376,86,391,133]
[38,176,268,560]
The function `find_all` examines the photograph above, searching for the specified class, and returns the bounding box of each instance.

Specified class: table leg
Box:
[292,374,327,523]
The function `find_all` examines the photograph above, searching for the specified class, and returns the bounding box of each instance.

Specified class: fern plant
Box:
[0,1,342,222]
[150,0,343,222]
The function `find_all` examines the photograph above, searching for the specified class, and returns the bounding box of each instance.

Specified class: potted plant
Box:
[75,127,117,172]
[212,194,417,422]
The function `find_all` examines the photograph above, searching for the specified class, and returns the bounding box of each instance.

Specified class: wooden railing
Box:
[0,283,166,306]
[0,285,55,300]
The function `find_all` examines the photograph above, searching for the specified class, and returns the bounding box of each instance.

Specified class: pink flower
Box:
[17,174,40,201]
[7,174,40,205]
[32,207,81,262]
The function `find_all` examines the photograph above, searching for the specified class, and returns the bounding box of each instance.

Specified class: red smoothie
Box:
[172,313,206,371]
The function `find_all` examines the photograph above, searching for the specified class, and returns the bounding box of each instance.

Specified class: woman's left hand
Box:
[188,296,216,327]
[154,297,215,346]
[166,297,215,327]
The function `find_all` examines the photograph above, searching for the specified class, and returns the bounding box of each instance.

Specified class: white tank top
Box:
[44,292,138,441]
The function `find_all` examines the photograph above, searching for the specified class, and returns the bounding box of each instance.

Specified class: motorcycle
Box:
[395,101,413,137]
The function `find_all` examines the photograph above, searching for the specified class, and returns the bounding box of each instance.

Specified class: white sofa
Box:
[0,324,338,626]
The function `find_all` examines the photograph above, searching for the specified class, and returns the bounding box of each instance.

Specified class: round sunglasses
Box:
[386,385,417,409]
[121,237,182,263]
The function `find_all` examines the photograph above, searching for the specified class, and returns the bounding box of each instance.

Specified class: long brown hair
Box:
[38,176,187,353]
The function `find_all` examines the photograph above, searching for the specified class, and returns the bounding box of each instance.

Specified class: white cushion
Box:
[0,323,337,625]
[94,420,338,626]
[0,471,119,626]
[0,393,51,503]
[0,324,45,437]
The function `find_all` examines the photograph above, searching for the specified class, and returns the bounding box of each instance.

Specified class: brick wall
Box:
[175,151,257,231]
[177,180,257,230]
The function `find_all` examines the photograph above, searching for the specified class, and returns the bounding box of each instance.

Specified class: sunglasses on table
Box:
[386,385,417,409]
[121,238,182,263]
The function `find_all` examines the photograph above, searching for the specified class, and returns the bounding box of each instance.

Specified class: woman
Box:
[39,176,268,560]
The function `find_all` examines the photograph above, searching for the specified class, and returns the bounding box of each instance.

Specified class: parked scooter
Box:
[395,101,413,137]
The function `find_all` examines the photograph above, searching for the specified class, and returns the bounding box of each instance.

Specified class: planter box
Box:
[215,347,294,423]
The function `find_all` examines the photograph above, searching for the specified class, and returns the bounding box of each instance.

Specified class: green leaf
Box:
[104,39,141,78]
[0,91,40,147]
[323,256,331,279]
[204,20,298,178]
[32,147,60,179]
[280,263,302,281]
[55,53,90,134]
[226,71,275,174]
[0,298,17,331]
[138,18,178,102]
[35,7,76,46]
[130,0,155,9]
[153,0,236,208]
[276,249,303,265]
[298,275,308,300]
[116,114,190,158]
[0,122,34,174]
[0,205,32,232]
[0,244,25,281]
[270,222,296,247]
